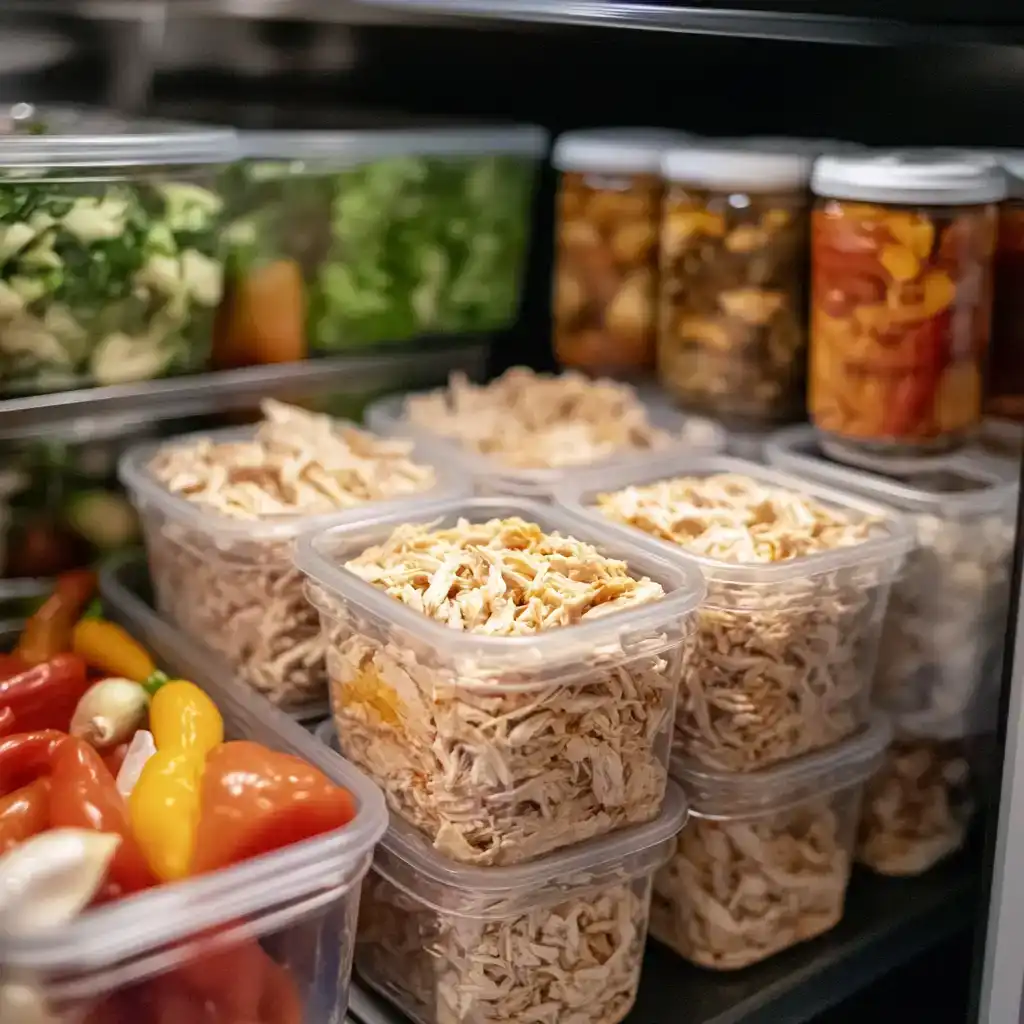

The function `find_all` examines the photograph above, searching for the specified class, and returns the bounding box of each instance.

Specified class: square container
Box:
[295,496,705,866]
[222,124,546,359]
[0,561,389,1024]
[651,715,890,970]
[766,425,1017,730]
[0,103,235,394]
[365,379,727,499]
[554,454,913,772]
[119,422,469,711]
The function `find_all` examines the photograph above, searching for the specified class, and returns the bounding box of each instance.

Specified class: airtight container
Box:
[119,422,469,713]
[554,454,913,772]
[651,715,889,970]
[295,496,705,866]
[989,153,1024,420]
[219,124,545,363]
[767,425,1016,732]
[657,143,813,428]
[0,559,388,1024]
[0,103,234,395]
[552,128,689,375]
[809,151,1005,458]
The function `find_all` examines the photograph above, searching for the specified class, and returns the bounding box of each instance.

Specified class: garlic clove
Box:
[70,678,150,751]
[0,982,60,1024]
[116,730,157,798]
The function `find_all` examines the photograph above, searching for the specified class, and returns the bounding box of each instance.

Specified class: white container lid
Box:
[766,425,1018,520]
[0,103,237,169]
[553,128,690,175]
[672,714,891,820]
[739,135,865,157]
[812,149,1007,205]
[662,143,813,190]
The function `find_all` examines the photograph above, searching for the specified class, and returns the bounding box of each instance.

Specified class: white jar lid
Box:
[552,128,690,175]
[741,135,865,157]
[812,150,1007,205]
[662,144,813,191]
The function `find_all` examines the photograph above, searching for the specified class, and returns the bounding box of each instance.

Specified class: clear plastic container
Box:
[766,425,1017,731]
[554,454,913,772]
[295,496,705,866]
[221,124,545,361]
[119,423,469,711]
[0,103,235,395]
[657,144,813,427]
[0,560,389,1024]
[365,377,727,499]
[809,151,1006,457]
[989,156,1024,420]
[552,128,688,375]
[651,715,889,970]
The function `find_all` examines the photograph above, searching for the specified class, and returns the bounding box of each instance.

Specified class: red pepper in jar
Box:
[0,730,67,795]
[0,776,51,853]
[16,569,97,666]
[0,653,90,734]
[0,706,14,737]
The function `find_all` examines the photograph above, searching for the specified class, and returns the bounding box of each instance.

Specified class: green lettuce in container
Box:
[219,125,545,362]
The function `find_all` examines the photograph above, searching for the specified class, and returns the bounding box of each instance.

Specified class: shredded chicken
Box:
[403,367,716,470]
[143,401,438,706]
[358,873,651,1024]
[312,516,688,864]
[650,796,855,969]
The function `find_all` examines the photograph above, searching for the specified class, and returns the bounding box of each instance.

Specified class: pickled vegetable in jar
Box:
[809,152,1005,458]
[552,128,687,376]
[988,157,1024,420]
[657,145,813,427]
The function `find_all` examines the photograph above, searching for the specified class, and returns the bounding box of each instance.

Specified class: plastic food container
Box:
[0,103,234,394]
[220,124,545,362]
[989,155,1024,420]
[365,377,727,499]
[552,128,688,375]
[809,151,1006,458]
[295,496,705,866]
[0,562,389,1024]
[651,715,889,970]
[119,423,468,711]
[554,454,913,772]
[657,144,813,427]
[766,425,1016,731]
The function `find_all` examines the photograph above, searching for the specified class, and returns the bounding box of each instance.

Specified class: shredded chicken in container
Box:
[140,400,438,707]
[311,515,692,864]
[595,473,887,771]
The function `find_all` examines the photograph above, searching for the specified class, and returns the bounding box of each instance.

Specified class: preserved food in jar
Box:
[658,146,813,426]
[989,159,1024,419]
[552,129,687,376]
[810,152,1005,457]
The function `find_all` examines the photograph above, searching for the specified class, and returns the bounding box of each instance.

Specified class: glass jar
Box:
[552,128,687,376]
[989,158,1024,420]
[809,152,1005,458]
[657,145,813,427]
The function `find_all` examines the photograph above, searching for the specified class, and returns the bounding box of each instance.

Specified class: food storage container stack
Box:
[119,402,470,716]
[366,367,727,499]
[297,496,706,1023]
[657,142,813,428]
[552,128,689,376]
[989,153,1024,421]
[809,150,1006,460]
[219,124,545,365]
[0,104,235,394]
[767,425,1016,875]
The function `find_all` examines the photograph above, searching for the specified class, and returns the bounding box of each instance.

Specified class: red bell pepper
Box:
[0,776,51,853]
[0,652,27,681]
[0,653,90,734]
[16,569,97,666]
[0,730,67,796]
[103,741,131,779]
[49,737,156,899]
[191,741,356,874]
[0,706,14,737]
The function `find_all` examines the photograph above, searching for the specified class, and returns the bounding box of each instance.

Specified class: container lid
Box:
[738,135,864,157]
[766,425,1018,519]
[672,714,891,820]
[812,149,1007,204]
[241,123,548,162]
[0,103,237,169]
[662,143,813,190]
[553,128,691,175]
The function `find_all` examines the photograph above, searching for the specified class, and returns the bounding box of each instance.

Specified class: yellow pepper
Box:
[150,681,224,754]
[71,617,167,692]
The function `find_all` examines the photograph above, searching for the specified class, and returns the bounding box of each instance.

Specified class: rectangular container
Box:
[119,422,469,712]
[0,560,389,1024]
[295,496,705,866]
[554,454,913,773]
[316,717,686,1024]
[652,715,889,970]
[766,425,1017,730]
[221,124,546,360]
[365,384,727,499]
[0,104,235,394]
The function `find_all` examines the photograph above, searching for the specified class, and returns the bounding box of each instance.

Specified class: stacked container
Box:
[988,153,1024,421]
